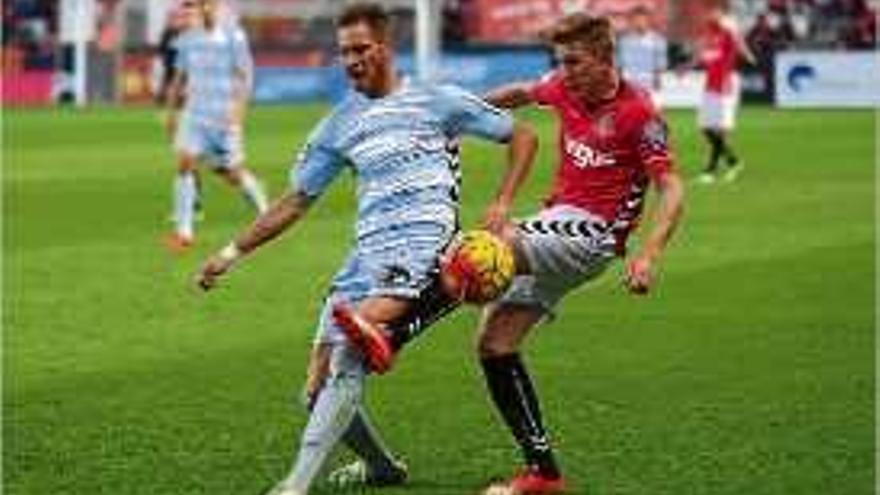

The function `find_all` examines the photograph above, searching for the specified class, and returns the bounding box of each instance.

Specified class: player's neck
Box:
[366,69,401,98]
[582,73,620,110]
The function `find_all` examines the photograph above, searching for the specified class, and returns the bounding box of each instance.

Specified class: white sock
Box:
[238,170,268,214]
[174,172,197,240]
[283,345,364,493]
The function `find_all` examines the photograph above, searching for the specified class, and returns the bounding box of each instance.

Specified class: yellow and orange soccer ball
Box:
[441,230,516,305]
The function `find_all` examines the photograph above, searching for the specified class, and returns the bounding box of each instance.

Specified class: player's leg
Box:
[269,343,365,495]
[334,229,461,372]
[167,114,205,250]
[212,126,269,213]
[719,92,744,182]
[301,340,405,487]
[168,152,199,250]
[697,92,723,183]
[478,303,564,484]
[478,206,616,493]
[329,408,408,487]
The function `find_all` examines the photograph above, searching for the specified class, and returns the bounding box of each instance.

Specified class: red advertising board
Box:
[464,0,668,43]
[2,70,54,106]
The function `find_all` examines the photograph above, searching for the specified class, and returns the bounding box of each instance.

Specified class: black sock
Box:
[719,137,739,167]
[703,130,723,173]
[386,274,460,351]
[481,353,560,479]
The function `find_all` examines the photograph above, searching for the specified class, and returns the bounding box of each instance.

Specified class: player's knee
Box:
[177,158,196,173]
[476,331,518,358]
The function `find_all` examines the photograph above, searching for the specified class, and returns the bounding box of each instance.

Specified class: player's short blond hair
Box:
[544,14,615,64]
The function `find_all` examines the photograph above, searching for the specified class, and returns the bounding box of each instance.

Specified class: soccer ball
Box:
[440,229,515,305]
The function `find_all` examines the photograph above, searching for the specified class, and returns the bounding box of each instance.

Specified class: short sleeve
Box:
[440,85,514,143]
[528,71,564,107]
[289,116,346,200]
[231,27,253,73]
[635,113,675,180]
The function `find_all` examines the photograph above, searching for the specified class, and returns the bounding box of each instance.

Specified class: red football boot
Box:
[331,302,395,374]
[164,232,193,254]
[508,467,567,494]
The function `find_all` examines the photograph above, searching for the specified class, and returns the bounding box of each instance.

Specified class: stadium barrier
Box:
[775,51,880,108]
[252,49,551,104]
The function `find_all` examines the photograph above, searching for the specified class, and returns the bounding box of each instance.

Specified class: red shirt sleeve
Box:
[634,110,675,181]
[528,71,565,107]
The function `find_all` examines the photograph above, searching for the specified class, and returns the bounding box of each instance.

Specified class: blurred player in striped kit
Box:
[195,4,537,494]
[164,0,267,251]
[617,4,667,108]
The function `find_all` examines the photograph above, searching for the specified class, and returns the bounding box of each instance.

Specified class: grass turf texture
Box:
[3,106,875,494]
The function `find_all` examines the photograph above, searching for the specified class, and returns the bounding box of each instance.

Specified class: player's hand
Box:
[481,200,511,237]
[624,254,654,295]
[195,254,234,291]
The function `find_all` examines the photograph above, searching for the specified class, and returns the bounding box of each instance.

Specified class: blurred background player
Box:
[155,1,203,221]
[693,4,755,184]
[617,4,667,107]
[343,13,685,494]
[164,0,267,251]
[195,4,537,494]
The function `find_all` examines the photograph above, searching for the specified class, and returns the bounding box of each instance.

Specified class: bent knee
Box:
[476,332,519,359]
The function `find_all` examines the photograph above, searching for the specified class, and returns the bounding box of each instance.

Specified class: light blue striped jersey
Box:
[292,81,514,247]
[174,22,252,125]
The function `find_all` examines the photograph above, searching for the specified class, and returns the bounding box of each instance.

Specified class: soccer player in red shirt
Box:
[473,13,685,493]
[695,6,755,184]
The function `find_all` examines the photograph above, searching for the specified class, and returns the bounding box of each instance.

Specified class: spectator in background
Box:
[617,4,667,107]
[841,0,877,48]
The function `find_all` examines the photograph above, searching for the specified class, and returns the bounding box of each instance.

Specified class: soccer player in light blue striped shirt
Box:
[164,0,267,251]
[195,4,537,494]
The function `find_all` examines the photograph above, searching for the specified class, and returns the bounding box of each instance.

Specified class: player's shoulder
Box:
[615,82,662,125]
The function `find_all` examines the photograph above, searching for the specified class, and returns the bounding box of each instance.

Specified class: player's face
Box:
[554,43,615,103]
[179,0,200,28]
[199,0,219,24]
[630,12,650,31]
[337,22,392,96]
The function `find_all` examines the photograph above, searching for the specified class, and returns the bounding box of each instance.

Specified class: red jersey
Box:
[700,20,738,94]
[529,72,674,250]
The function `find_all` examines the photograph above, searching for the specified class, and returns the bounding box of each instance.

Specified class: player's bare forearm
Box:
[484,82,535,109]
[234,190,311,255]
[484,121,538,233]
[196,191,311,291]
[624,169,684,294]
[641,169,685,261]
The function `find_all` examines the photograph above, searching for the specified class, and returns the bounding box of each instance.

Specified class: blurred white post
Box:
[147,0,174,44]
[415,0,442,82]
[60,0,96,107]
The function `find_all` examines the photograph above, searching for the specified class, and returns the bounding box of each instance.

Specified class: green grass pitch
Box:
[3,105,875,494]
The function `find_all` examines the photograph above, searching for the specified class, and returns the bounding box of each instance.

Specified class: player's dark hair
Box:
[545,14,615,64]
[337,2,391,41]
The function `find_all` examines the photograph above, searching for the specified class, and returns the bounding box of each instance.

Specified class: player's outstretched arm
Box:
[196,191,312,291]
[482,121,538,235]
[625,169,684,294]
[484,81,537,110]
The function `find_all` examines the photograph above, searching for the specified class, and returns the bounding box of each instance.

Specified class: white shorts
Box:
[174,114,244,169]
[498,205,617,314]
[698,85,740,131]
